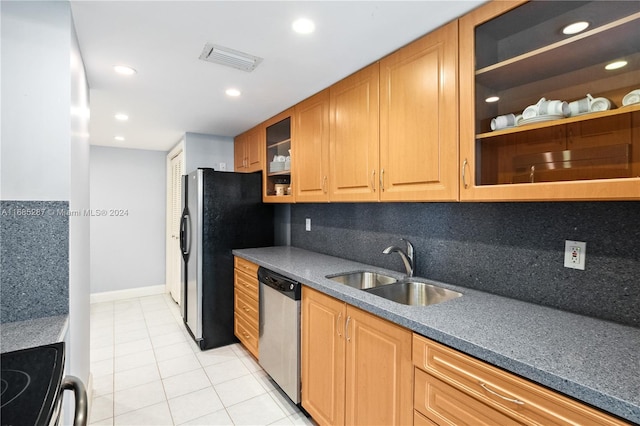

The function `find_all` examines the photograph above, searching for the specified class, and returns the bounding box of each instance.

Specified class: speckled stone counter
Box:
[1,315,68,353]
[233,246,640,424]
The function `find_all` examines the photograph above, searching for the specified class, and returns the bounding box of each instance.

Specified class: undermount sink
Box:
[327,271,398,289]
[364,281,462,306]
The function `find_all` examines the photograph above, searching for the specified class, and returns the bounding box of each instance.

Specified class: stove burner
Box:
[1,369,32,408]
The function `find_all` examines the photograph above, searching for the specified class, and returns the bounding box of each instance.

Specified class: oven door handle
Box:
[60,375,88,426]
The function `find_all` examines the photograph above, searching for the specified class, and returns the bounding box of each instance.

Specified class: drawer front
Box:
[414,368,521,426]
[234,269,259,298]
[414,410,438,426]
[235,313,258,358]
[234,285,259,330]
[234,257,259,275]
[413,334,628,426]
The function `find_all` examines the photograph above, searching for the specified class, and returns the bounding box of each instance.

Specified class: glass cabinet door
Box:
[264,110,293,202]
[460,0,640,201]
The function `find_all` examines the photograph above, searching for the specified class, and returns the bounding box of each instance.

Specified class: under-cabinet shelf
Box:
[476,103,640,139]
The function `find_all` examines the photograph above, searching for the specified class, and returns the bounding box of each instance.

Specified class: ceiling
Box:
[70,1,486,152]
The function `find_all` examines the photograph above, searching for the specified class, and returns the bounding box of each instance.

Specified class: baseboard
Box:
[90,285,166,304]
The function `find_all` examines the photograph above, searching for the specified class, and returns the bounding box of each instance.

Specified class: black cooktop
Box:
[1,342,65,426]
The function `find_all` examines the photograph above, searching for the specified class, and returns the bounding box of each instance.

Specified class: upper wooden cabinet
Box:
[459,0,640,201]
[379,20,459,201]
[234,125,263,173]
[294,89,330,202]
[263,109,294,203]
[329,63,380,202]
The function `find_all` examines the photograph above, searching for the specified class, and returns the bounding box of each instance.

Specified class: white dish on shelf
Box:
[622,89,640,106]
[517,114,564,126]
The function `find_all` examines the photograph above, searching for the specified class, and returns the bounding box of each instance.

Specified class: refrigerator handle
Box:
[180,211,191,257]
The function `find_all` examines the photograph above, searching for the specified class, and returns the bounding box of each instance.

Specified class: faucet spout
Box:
[382,239,415,277]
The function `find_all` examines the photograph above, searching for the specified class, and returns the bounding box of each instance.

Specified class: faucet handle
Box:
[400,238,414,258]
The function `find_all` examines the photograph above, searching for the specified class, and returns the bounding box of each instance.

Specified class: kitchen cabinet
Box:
[379,20,459,201]
[263,109,293,202]
[294,89,330,202]
[329,63,380,202]
[234,125,263,173]
[459,0,640,201]
[233,257,260,358]
[412,333,628,425]
[301,286,413,425]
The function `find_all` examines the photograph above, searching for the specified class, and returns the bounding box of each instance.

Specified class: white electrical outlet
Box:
[219,162,226,171]
[564,240,586,270]
[305,218,311,231]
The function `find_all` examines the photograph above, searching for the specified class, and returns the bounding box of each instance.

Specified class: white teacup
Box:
[491,113,522,130]
[622,89,640,106]
[569,94,594,116]
[522,97,546,119]
[539,99,570,117]
[589,97,611,112]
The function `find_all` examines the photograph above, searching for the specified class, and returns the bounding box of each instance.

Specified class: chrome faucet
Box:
[383,238,415,277]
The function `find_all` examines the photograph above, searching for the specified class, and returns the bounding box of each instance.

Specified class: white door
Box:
[168,150,184,303]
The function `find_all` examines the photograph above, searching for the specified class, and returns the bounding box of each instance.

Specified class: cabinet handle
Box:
[243,305,250,312]
[462,159,469,189]
[345,316,351,342]
[529,165,535,183]
[323,176,328,193]
[380,169,385,192]
[479,383,525,405]
[371,170,376,192]
[337,312,342,337]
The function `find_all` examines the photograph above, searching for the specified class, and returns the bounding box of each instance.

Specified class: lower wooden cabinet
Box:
[233,257,260,358]
[301,286,413,426]
[413,334,628,426]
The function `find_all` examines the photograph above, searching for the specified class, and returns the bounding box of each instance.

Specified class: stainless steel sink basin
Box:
[327,271,398,289]
[364,281,462,306]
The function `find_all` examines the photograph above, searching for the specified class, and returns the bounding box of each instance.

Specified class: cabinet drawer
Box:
[412,334,627,426]
[414,410,437,426]
[234,257,259,275]
[235,313,258,358]
[234,286,258,330]
[415,368,521,426]
[234,269,258,298]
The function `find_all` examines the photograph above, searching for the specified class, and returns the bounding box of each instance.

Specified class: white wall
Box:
[90,147,166,293]
[183,132,234,174]
[1,1,71,200]
[69,14,91,398]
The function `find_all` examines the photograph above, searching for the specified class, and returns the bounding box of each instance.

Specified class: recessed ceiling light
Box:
[115,113,129,121]
[605,60,628,70]
[485,96,500,103]
[562,21,589,35]
[113,65,137,75]
[114,136,125,141]
[225,88,241,97]
[292,18,315,34]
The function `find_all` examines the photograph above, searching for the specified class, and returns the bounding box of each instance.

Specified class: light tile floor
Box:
[89,294,313,425]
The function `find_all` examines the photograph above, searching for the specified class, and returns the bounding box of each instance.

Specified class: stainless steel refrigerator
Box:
[180,168,273,350]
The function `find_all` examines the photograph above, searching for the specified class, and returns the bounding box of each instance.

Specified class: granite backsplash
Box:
[291,202,640,328]
[1,200,69,323]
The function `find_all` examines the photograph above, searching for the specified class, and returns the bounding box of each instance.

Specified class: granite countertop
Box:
[1,315,68,354]
[233,246,640,424]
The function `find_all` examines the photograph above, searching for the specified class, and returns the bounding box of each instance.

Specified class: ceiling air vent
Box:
[198,43,263,72]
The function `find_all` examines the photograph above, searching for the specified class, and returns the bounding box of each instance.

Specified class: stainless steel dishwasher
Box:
[258,267,301,404]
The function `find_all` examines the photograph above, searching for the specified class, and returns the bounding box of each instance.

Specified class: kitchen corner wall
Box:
[291,202,640,328]
[89,146,166,294]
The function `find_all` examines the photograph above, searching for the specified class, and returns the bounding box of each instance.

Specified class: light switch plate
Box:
[564,240,586,270]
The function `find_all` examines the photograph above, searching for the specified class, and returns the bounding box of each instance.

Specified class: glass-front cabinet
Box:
[459,0,640,201]
[263,109,293,202]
